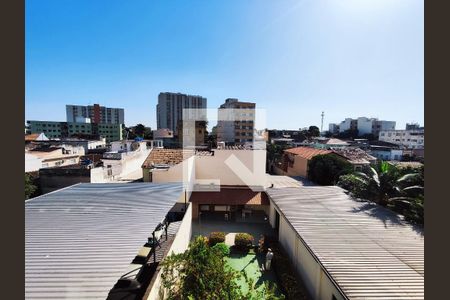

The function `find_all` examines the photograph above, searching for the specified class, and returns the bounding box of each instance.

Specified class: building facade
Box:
[216,98,256,145]
[331,117,396,137]
[66,104,125,124]
[156,92,207,134]
[27,120,123,142]
[379,128,424,149]
[328,123,340,134]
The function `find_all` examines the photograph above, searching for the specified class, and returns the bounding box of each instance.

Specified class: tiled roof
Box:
[142,149,194,168]
[332,147,376,164]
[25,133,40,141]
[284,147,331,160]
[190,188,269,205]
[323,138,349,145]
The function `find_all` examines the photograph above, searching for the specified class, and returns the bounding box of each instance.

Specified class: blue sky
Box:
[26,0,424,130]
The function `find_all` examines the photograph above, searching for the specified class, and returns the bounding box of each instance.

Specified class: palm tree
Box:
[349,161,399,205]
[338,162,424,224]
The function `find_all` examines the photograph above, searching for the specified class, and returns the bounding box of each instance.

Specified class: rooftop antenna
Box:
[321,111,325,133]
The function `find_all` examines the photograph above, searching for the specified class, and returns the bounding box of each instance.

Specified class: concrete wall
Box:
[289,156,308,177]
[151,161,185,183]
[195,149,266,187]
[146,203,193,300]
[146,150,266,188]
[94,148,150,182]
[272,155,308,178]
[39,168,91,194]
[270,200,345,300]
[42,156,80,169]
[25,153,43,172]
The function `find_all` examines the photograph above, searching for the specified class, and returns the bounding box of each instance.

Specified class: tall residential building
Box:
[26,120,123,143]
[66,104,125,124]
[156,92,207,134]
[330,117,396,137]
[217,98,256,145]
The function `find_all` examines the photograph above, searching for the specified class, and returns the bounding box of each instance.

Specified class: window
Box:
[200,205,210,211]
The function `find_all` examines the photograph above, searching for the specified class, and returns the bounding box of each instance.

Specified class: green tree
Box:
[308,154,353,185]
[134,124,146,137]
[308,126,320,137]
[266,143,288,173]
[25,173,37,200]
[338,129,359,139]
[337,163,424,225]
[160,236,283,300]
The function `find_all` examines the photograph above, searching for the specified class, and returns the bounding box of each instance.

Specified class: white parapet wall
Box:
[269,199,345,300]
[195,149,267,187]
[91,148,151,182]
[145,203,193,300]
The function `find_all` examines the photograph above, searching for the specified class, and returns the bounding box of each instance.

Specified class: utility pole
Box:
[321,111,325,133]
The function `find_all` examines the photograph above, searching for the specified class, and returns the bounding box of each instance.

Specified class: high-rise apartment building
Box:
[216,98,256,145]
[66,104,125,124]
[156,92,207,134]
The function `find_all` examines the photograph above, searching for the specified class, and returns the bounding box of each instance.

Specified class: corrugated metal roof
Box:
[25,183,183,300]
[266,186,424,300]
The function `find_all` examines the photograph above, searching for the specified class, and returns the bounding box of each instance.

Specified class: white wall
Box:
[195,149,267,187]
[270,200,345,300]
[92,148,151,182]
[339,118,353,132]
[357,117,374,135]
[25,153,43,172]
[150,150,267,189]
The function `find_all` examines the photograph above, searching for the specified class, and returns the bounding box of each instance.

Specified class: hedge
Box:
[234,233,254,250]
[209,232,226,246]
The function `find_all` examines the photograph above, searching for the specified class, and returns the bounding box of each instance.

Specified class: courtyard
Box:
[225,251,282,296]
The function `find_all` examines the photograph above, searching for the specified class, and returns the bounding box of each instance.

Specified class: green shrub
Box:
[308,154,353,185]
[271,244,308,300]
[211,242,230,257]
[209,232,226,246]
[234,233,254,250]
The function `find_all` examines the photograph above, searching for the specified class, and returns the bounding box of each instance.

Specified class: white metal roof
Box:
[267,186,424,300]
[25,183,183,300]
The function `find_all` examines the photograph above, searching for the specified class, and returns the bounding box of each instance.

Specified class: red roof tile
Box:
[284,147,331,160]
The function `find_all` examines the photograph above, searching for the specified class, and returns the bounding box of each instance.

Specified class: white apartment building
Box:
[338,118,357,133]
[332,117,396,136]
[357,117,396,136]
[379,129,424,149]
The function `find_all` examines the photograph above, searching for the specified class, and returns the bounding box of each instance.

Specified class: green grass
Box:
[225,252,281,296]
